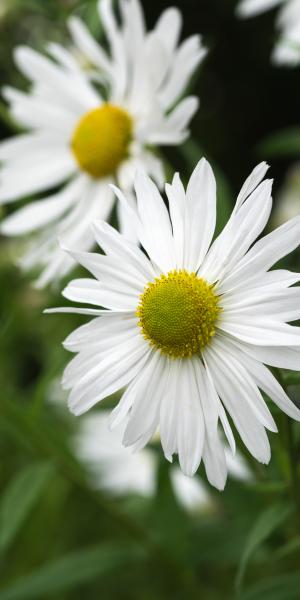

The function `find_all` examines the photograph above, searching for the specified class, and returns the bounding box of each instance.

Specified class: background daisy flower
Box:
[0,0,206,287]
[237,0,300,66]
[47,158,300,490]
[75,410,250,506]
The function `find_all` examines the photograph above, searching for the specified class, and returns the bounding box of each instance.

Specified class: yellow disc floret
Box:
[71,103,133,179]
[137,270,221,359]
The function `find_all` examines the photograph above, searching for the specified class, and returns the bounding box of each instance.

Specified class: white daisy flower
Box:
[47,158,300,489]
[75,411,250,508]
[0,0,206,287]
[236,0,300,66]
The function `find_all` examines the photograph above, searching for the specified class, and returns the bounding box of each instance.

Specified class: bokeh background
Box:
[1,1,300,599]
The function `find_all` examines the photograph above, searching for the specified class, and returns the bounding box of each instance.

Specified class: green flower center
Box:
[71,103,133,179]
[137,270,221,358]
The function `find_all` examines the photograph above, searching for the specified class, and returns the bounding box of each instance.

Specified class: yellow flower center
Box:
[137,270,221,358]
[71,103,133,179]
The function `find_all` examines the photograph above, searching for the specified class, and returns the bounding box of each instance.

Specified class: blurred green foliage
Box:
[0,0,300,598]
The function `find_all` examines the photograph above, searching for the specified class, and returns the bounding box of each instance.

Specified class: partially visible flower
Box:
[47,158,300,489]
[236,0,300,66]
[75,411,250,509]
[0,0,206,287]
[272,163,300,227]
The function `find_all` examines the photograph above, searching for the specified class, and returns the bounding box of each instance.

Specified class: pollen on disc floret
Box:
[71,103,133,179]
[137,270,222,358]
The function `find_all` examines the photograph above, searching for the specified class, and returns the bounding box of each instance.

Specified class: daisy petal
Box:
[223,214,300,288]
[221,336,300,421]
[185,157,216,271]
[123,351,169,447]
[0,175,84,235]
[204,348,271,464]
[68,335,150,415]
[193,358,227,490]
[219,318,300,346]
[134,170,175,272]
[176,360,205,476]
[0,151,76,203]
[62,278,139,310]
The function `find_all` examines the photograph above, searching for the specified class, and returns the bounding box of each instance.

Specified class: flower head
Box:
[47,158,300,489]
[236,0,300,66]
[0,0,206,287]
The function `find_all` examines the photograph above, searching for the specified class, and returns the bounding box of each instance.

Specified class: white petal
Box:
[0,150,76,203]
[154,7,182,54]
[0,132,62,160]
[45,307,112,316]
[203,358,236,454]
[47,42,80,72]
[14,46,100,111]
[63,313,137,352]
[63,277,139,310]
[219,318,300,346]
[123,351,169,447]
[193,358,227,490]
[204,347,271,463]
[165,172,186,268]
[159,35,207,109]
[64,248,146,293]
[159,360,182,460]
[99,0,127,100]
[3,86,77,133]
[144,97,199,145]
[68,16,111,72]
[0,175,84,235]
[236,0,282,18]
[92,219,155,281]
[68,336,150,415]
[239,343,300,371]
[235,161,269,211]
[185,158,216,271]
[63,327,140,389]
[176,359,205,476]
[223,214,300,289]
[134,170,175,272]
[210,339,277,432]
[200,179,273,282]
[224,287,300,322]
[220,335,300,421]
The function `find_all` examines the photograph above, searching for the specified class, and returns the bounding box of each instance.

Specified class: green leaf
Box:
[240,573,300,600]
[235,502,292,592]
[0,462,54,553]
[258,128,300,158]
[274,536,300,560]
[0,543,145,600]
[179,139,233,234]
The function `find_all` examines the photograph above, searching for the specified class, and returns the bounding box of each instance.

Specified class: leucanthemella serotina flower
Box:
[0,0,206,287]
[236,0,300,66]
[47,158,300,489]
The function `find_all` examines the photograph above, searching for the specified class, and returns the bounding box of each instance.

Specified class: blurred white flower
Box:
[75,411,250,510]
[0,0,206,287]
[272,164,300,227]
[237,0,300,66]
[48,159,300,488]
